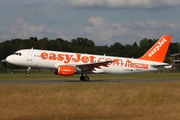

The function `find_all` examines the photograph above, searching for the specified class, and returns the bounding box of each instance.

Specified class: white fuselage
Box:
[6,49,169,74]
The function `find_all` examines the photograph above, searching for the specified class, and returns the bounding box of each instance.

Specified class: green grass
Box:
[0,72,180,80]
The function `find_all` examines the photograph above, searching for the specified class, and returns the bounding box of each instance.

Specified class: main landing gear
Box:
[80,73,90,81]
[26,67,31,77]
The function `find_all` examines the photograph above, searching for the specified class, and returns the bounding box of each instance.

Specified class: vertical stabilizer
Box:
[139,35,172,62]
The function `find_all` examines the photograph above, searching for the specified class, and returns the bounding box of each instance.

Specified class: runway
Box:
[0,78,180,84]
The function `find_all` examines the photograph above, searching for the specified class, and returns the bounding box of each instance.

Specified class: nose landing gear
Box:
[26,67,31,77]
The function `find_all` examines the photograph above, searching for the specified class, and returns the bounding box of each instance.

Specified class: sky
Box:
[0,0,180,45]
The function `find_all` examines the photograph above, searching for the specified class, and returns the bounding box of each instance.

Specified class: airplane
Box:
[6,35,172,81]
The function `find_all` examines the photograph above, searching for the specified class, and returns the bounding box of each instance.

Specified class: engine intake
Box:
[55,66,75,76]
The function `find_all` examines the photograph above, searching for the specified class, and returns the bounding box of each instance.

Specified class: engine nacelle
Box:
[55,66,75,76]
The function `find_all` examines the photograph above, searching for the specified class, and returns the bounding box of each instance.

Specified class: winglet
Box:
[139,35,172,62]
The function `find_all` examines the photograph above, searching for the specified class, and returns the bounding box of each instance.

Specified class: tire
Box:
[80,76,85,81]
[84,76,89,81]
[26,73,30,77]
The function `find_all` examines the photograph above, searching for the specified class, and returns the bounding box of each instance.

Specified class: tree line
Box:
[0,37,180,61]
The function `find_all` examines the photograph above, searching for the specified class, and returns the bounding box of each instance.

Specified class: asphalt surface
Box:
[0,78,180,84]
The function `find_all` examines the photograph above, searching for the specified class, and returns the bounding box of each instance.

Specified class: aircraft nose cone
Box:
[6,55,13,63]
[6,56,10,62]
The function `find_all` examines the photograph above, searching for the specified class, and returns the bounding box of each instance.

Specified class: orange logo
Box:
[148,38,167,57]
[40,52,149,69]
[40,52,96,64]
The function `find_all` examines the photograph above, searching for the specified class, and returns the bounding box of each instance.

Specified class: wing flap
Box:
[76,60,113,71]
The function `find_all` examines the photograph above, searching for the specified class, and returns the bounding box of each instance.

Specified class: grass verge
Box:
[0,72,180,80]
[0,81,180,119]
[0,72,180,119]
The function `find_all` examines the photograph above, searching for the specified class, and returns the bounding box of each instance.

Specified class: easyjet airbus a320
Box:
[6,35,172,81]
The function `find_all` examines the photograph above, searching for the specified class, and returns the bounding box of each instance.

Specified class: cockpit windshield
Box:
[13,52,22,56]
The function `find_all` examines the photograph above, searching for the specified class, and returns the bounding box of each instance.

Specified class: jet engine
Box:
[55,66,75,76]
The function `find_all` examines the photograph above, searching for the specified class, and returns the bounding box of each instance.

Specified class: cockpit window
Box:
[14,52,22,56]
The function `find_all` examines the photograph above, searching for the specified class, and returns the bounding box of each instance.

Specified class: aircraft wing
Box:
[54,60,113,72]
[75,60,113,71]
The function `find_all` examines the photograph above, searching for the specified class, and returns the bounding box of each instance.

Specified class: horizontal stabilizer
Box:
[151,64,172,69]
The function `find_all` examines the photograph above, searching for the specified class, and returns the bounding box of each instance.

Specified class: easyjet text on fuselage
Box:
[40,52,149,69]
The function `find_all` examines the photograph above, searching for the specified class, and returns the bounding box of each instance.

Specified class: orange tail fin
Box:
[139,35,172,62]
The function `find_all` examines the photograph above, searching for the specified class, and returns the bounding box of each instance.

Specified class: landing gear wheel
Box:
[80,75,90,81]
[84,76,89,81]
[80,76,85,81]
[26,73,30,77]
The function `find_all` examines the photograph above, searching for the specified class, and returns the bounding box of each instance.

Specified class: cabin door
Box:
[27,49,33,61]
